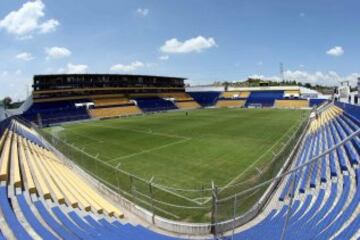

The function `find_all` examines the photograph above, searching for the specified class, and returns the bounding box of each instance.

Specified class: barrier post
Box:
[210,181,218,236]
[130,175,134,202]
[280,172,297,240]
[149,176,155,223]
[231,193,237,240]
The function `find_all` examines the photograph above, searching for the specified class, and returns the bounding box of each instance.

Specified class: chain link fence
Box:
[28,111,308,227]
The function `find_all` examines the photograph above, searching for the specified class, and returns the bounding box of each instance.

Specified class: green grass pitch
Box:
[48,108,304,187]
[44,107,307,221]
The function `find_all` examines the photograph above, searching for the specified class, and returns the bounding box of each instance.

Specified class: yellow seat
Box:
[17,136,36,193]
[42,153,91,210]
[176,101,200,109]
[58,163,123,217]
[93,98,130,107]
[0,130,12,182]
[10,134,22,188]
[89,106,142,118]
[22,138,51,199]
[275,100,309,109]
[30,144,66,204]
[215,100,245,108]
[158,92,193,101]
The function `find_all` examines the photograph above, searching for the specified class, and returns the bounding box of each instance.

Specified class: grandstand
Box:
[23,74,190,125]
[231,104,360,239]
[1,73,359,239]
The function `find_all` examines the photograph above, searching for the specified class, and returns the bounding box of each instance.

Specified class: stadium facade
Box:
[0,74,359,239]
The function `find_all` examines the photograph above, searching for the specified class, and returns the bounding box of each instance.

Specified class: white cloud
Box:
[159,55,169,61]
[160,36,217,54]
[136,8,149,16]
[15,69,22,75]
[58,63,88,74]
[110,61,145,72]
[326,46,344,57]
[15,52,34,61]
[249,70,360,86]
[38,19,59,33]
[45,47,72,59]
[0,0,59,38]
[1,71,8,77]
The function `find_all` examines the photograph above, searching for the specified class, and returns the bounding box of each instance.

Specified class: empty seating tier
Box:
[215,100,246,108]
[89,105,142,118]
[222,91,250,99]
[274,99,309,109]
[135,97,178,112]
[2,102,359,239]
[245,90,284,107]
[187,91,221,107]
[93,97,131,107]
[22,100,90,126]
[175,101,201,109]
[233,104,360,239]
[0,119,129,239]
[158,92,194,101]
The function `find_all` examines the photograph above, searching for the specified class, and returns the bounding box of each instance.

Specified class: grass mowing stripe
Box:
[109,138,191,165]
[44,108,309,221]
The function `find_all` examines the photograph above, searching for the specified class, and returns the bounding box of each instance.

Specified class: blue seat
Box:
[317,169,360,239]
[325,126,337,177]
[319,131,327,182]
[332,119,358,165]
[308,176,351,238]
[34,200,78,240]
[16,194,57,240]
[22,100,90,126]
[83,215,119,239]
[0,187,32,240]
[67,211,102,238]
[187,92,221,107]
[309,132,320,188]
[51,206,95,240]
[309,99,327,107]
[294,183,337,239]
[135,97,178,113]
[285,189,325,238]
[333,213,360,240]
[245,91,284,107]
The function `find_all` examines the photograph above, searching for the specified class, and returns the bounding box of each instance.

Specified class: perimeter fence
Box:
[27,109,308,227]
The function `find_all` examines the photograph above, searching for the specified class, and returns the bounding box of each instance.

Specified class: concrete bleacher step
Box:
[0,186,32,240]
[1,103,359,239]
[235,106,360,239]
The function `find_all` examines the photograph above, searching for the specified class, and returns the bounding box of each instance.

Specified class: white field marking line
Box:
[64,128,104,143]
[109,138,190,165]
[201,120,301,205]
[48,132,203,206]
[84,123,191,140]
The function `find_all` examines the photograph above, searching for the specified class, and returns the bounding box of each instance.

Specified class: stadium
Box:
[0,72,359,240]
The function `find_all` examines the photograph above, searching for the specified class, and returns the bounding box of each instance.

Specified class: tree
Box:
[3,97,12,109]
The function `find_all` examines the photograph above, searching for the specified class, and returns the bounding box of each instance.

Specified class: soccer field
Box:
[44,107,308,221]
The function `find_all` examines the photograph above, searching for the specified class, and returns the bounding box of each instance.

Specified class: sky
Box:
[0,0,359,100]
